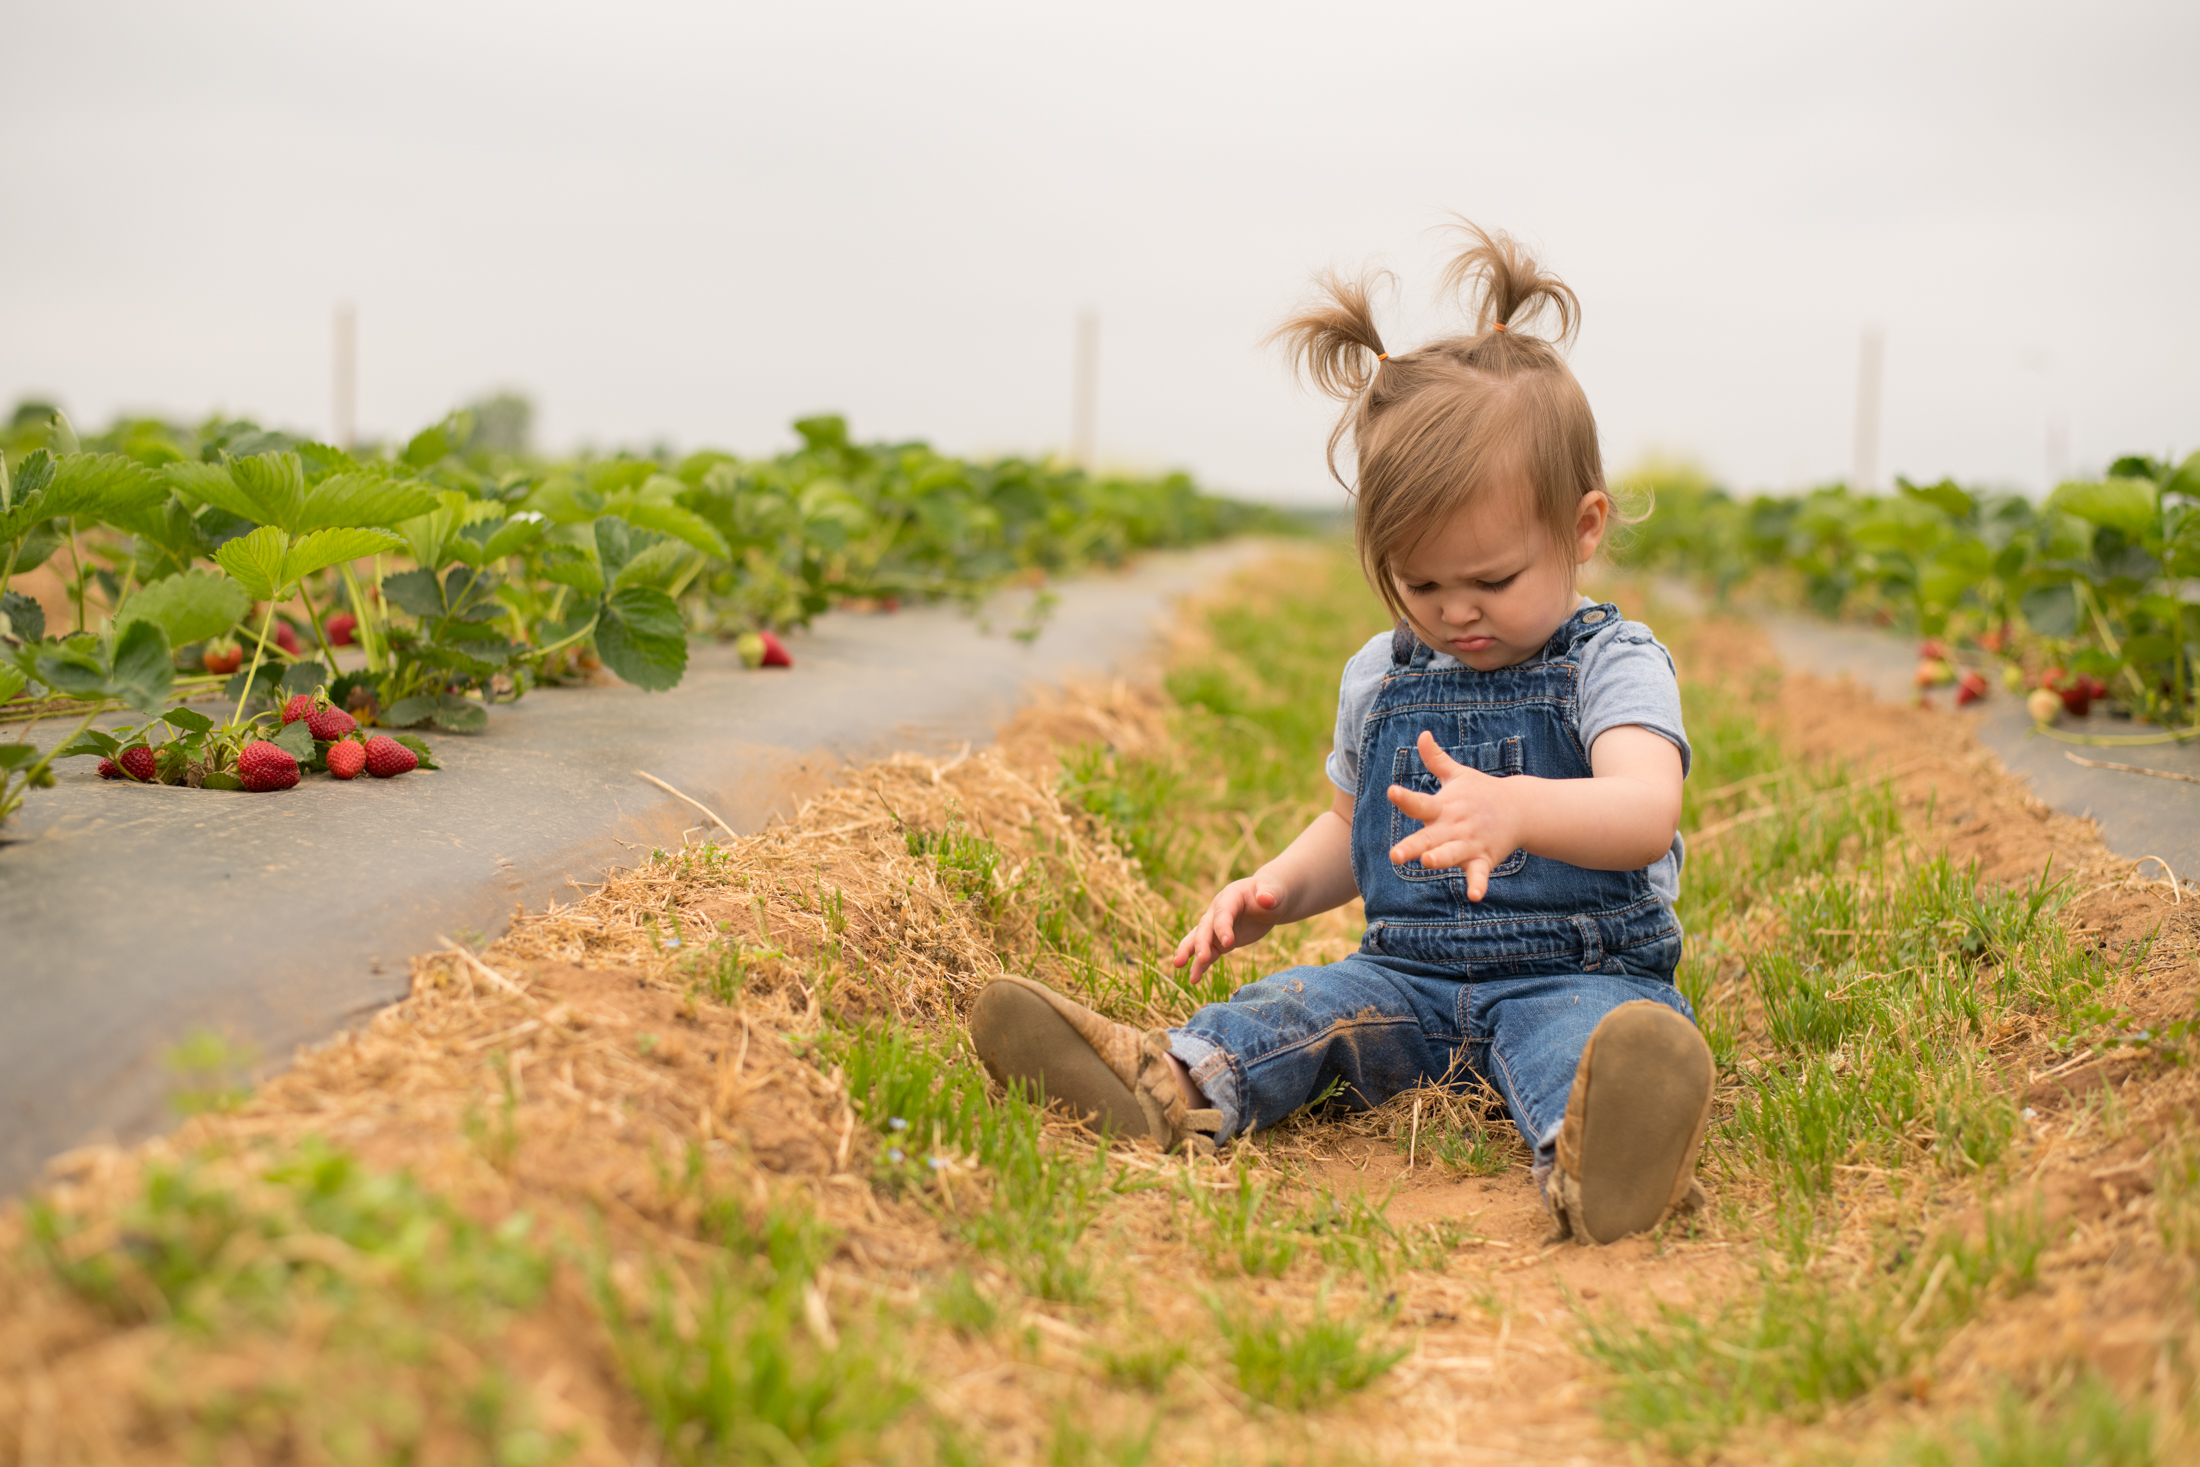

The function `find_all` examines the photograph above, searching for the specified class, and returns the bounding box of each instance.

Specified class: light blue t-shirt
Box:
[1323,605,1691,906]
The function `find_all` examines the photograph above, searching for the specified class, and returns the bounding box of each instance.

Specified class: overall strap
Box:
[1541,602,1622,660]
[1388,620,1434,668]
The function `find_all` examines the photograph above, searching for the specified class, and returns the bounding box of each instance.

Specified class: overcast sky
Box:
[4,1,2194,504]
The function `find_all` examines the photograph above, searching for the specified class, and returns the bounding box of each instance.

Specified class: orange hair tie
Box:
[1491,322,1508,333]
[1376,352,1389,361]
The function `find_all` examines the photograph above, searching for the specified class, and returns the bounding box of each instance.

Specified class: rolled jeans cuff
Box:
[1167,1029,1242,1142]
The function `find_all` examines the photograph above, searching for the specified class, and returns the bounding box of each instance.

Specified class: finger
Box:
[1388,830,1431,865]
[1252,881,1281,911]
[1385,784,1439,820]
[1415,840,1472,871]
[1214,908,1237,952]
[1417,730,1467,780]
[1465,857,1492,903]
[1171,930,1196,968]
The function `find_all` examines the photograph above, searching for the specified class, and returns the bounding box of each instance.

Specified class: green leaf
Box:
[380,695,439,728]
[1897,477,1975,520]
[389,732,439,770]
[1,590,44,644]
[201,771,243,790]
[273,719,315,763]
[227,452,308,530]
[2020,582,2079,638]
[161,460,252,516]
[214,524,290,600]
[382,568,448,619]
[478,512,549,561]
[109,619,175,712]
[594,516,639,583]
[116,568,251,647]
[622,500,730,558]
[163,707,214,734]
[2047,478,2158,538]
[2165,450,2200,501]
[0,664,24,703]
[280,659,330,693]
[293,472,441,532]
[593,586,687,691]
[0,743,39,771]
[283,525,401,585]
[54,728,118,758]
[536,545,603,596]
[612,537,695,591]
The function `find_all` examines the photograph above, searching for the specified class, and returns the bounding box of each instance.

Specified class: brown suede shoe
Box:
[970,976,1221,1154]
[1546,1000,1714,1246]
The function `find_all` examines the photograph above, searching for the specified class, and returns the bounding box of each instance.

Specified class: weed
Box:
[1878,1373,2160,1466]
[930,1269,999,1338]
[1212,1290,1407,1411]
[1583,1200,2055,1455]
[1048,1402,1159,1467]
[164,1027,259,1115]
[1095,1338,1187,1394]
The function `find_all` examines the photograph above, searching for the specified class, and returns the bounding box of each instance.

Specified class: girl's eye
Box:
[1476,574,1519,591]
[1407,582,1439,594]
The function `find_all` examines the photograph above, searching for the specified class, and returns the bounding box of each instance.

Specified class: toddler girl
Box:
[971,223,1713,1245]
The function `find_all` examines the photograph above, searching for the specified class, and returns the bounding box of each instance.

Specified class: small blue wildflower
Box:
[887,1116,908,1131]
[928,1156,946,1171]
[664,938,682,948]
[887,1148,905,1164]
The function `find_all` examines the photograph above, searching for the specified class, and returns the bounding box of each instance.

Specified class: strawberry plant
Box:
[2,396,1285,831]
[1616,452,2199,737]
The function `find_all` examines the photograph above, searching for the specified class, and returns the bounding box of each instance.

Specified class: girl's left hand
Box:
[1384,731,1526,902]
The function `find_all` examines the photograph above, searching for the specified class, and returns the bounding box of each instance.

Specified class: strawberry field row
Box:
[0,406,1285,827]
[1614,453,2200,740]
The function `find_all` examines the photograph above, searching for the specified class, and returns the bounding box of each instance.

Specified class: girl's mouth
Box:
[1451,636,1496,653]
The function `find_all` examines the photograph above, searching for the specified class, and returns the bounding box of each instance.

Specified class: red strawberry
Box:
[203,642,243,675]
[2059,683,2092,717]
[325,612,357,647]
[273,622,301,655]
[2084,674,2110,700]
[282,693,314,724]
[2039,665,2067,690]
[97,758,120,779]
[363,734,418,778]
[306,705,357,740]
[1918,638,1948,661]
[119,746,157,782]
[1955,669,1989,707]
[325,739,367,780]
[759,630,793,667]
[237,741,300,792]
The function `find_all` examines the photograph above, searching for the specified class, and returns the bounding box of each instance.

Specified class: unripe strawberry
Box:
[306,705,357,740]
[736,632,766,668]
[2026,688,2062,725]
[282,693,314,724]
[118,746,157,782]
[362,734,418,778]
[325,738,367,780]
[237,741,301,792]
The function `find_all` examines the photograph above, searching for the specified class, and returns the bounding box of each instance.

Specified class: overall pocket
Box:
[1386,736,1527,882]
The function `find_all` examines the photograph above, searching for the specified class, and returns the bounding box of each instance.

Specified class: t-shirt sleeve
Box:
[1575,621,1691,778]
[1324,632,1395,796]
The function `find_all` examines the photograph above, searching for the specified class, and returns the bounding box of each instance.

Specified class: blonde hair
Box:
[1270,219,1606,622]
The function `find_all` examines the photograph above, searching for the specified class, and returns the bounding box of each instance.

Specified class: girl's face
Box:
[1390,481,1610,672]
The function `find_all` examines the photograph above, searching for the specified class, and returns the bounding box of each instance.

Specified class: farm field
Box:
[4,542,2195,1465]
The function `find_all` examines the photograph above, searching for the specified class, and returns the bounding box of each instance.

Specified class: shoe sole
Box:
[969,979,1156,1142]
[1573,1003,1713,1244]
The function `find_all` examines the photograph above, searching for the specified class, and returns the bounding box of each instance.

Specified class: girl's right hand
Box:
[1171,875,1286,985]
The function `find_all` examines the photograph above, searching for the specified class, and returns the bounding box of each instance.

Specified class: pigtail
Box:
[1268,269,1392,402]
[1438,218,1580,347]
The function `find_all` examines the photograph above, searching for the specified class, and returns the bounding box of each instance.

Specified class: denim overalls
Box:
[1168,602,1695,1162]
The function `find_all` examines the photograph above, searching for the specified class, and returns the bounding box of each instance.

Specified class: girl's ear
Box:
[1573,489,1612,563]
